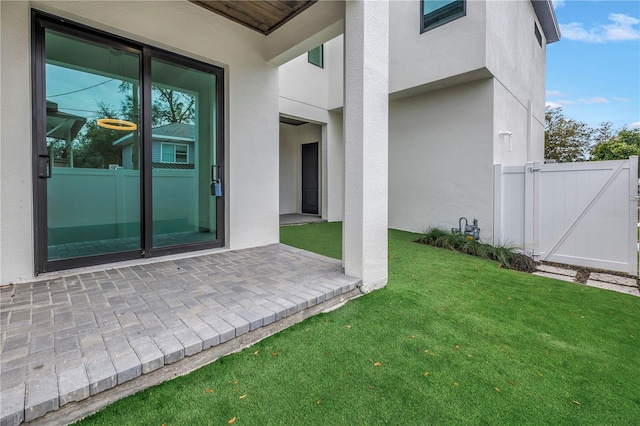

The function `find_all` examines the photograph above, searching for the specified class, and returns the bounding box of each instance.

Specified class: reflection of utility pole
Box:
[131,82,139,170]
[68,127,74,168]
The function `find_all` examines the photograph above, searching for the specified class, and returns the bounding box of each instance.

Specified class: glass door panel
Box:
[44,29,141,261]
[150,58,218,248]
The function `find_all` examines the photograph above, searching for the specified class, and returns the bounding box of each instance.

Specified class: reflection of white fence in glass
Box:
[48,168,197,239]
[494,157,639,275]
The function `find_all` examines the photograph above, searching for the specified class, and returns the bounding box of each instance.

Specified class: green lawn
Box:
[79,223,640,425]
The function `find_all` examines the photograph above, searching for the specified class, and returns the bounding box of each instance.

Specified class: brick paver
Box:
[0,244,360,425]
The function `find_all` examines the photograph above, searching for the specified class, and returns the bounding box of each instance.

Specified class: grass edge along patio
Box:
[75,223,640,425]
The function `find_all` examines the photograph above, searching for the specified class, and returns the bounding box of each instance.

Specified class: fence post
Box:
[628,156,638,276]
[524,162,536,259]
[493,164,503,246]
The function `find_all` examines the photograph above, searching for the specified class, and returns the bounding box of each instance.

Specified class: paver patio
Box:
[0,244,360,426]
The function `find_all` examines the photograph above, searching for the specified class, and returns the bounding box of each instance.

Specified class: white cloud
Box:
[614,97,631,102]
[630,122,640,130]
[546,90,563,97]
[546,101,563,109]
[560,13,640,43]
[552,0,565,9]
[578,97,609,104]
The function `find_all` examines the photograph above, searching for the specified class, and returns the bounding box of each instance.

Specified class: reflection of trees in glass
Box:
[73,83,195,169]
[119,82,195,126]
[74,102,124,169]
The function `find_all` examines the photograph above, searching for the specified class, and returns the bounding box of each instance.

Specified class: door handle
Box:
[211,164,222,182]
[39,154,52,178]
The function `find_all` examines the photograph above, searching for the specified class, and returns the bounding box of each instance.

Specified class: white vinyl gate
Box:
[494,157,638,275]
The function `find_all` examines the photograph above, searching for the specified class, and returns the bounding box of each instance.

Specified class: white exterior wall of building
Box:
[278,34,344,222]
[277,0,552,240]
[0,0,288,283]
[279,124,300,215]
[388,79,495,237]
[326,36,345,111]
[389,0,487,95]
[0,2,33,285]
[322,112,344,222]
[279,50,330,110]
[487,0,547,165]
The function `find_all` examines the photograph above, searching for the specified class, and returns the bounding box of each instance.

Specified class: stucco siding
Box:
[278,47,329,110]
[279,123,299,214]
[389,0,487,94]
[0,1,33,284]
[493,80,533,165]
[388,79,495,239]
[486,0,547,134]
[323,112,344,221]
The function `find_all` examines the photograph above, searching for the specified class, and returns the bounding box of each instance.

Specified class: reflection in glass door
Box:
[43,29,141,262]
[34,14,224,273]
[150,58,219,249]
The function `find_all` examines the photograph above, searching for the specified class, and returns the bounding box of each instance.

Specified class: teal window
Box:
[161,143,188,163]
[421,0,465,33]
[308,45,323,68]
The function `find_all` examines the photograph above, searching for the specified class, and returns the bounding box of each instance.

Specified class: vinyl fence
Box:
[494,157,638,275]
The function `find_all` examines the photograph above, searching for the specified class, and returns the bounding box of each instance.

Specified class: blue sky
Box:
[546,0,640,130]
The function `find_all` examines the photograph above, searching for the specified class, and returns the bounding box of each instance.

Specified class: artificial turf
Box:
[78,223,640,425]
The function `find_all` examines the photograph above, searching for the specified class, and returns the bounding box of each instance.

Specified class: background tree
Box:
[72,85,196,169]
[544,107,594,162]
[119,82,195,126]
[74,102,124,168]
[590,127,640,161]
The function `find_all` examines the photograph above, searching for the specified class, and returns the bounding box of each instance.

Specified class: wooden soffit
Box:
[190,0,318,35]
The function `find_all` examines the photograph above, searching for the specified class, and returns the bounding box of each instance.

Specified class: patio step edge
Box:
[24,286,363,426]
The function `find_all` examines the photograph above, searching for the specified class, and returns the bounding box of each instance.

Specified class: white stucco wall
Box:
[279,123,299,214]
[493,81,532,165]
[278,122,322,215]
[323,112,344,221]
[388,79,495,239]
[278,49,329,110]
[486,0,547,164]
[326,36,345,111]
[1,1,34,284]
[274,0,551,241]
[389,0,487,94]
[0,0,285,283]
[278,34,344,112]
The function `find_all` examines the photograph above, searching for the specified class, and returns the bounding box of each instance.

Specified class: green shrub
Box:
[417,228,536,272]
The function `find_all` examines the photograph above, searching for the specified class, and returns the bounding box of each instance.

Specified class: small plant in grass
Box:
[417,228,536,272]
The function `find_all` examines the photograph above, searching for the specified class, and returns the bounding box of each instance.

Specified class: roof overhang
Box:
[189,0,318,35]
[531,0,561,43]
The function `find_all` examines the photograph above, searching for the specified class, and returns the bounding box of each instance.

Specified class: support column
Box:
[343,0,389,292]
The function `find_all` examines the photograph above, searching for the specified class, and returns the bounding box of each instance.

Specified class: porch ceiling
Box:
[189,0,318,35]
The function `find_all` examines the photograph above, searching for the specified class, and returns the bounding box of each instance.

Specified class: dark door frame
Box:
[32,10,225,274]
[301,141,319,215]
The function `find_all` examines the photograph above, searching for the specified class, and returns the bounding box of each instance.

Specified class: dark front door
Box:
[301,142,318,215]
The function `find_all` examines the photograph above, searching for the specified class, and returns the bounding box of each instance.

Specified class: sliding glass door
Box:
[150,57,220,249]
[33,13,224,273]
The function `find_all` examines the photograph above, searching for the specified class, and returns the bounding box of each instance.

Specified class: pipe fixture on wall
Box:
[499,130,513,152]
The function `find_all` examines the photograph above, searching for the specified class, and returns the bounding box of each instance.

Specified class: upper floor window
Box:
[421,0,466,33]
[534,22,543,47]
[308,45,324,68]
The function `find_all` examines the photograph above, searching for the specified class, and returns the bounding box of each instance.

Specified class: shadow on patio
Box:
[0,244,361,425]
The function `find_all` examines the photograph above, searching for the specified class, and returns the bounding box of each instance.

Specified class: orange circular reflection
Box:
[97,118,138,131]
